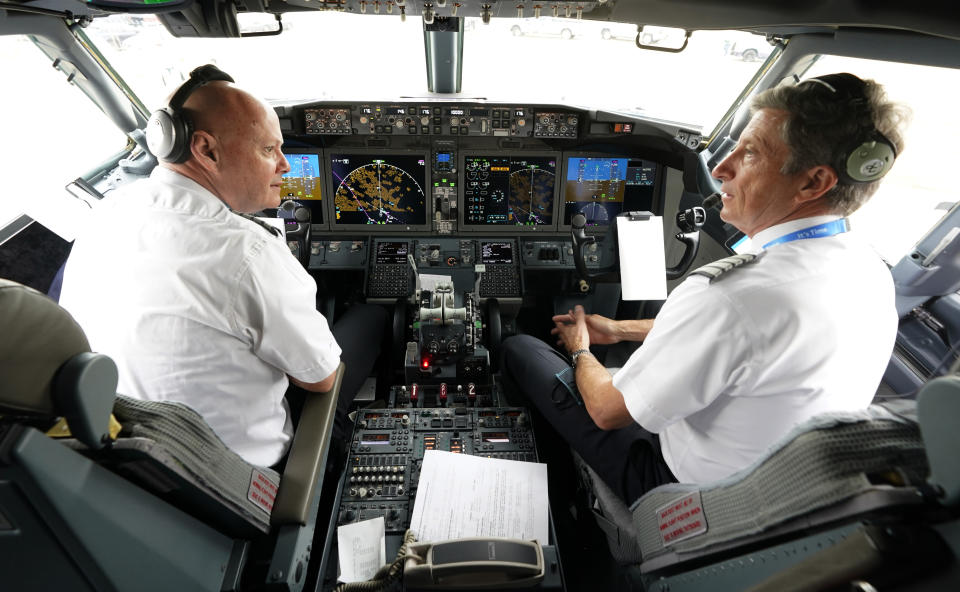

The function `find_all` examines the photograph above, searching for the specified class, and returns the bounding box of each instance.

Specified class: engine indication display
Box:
[463,155,556,226]
[331,153,428,226]
[562,156,659,226]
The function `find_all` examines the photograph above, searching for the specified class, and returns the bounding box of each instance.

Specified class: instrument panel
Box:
[267,100,694,296]
[273,100,690,234]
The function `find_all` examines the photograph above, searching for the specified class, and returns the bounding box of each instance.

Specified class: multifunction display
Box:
[480,241,514,264]
[562,156,659,226]
[463,155,556,226]
[375,241,410,265]
[330,153,428,226]
[279,153,323,224]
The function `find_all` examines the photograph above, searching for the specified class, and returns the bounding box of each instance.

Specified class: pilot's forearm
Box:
[575,352,633,430]
[616,318,655,342]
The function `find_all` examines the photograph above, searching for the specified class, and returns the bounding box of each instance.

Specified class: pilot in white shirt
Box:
[61,70,384,467]
[502,73,908,502]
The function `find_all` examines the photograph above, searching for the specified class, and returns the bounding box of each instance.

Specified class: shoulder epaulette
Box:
[233,211,282,238]
[689,253,760,283]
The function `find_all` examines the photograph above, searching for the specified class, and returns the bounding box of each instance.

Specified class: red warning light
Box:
[421,358,430,369]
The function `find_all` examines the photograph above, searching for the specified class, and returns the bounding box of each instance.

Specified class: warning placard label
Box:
[656,491,707,546]
[248,469,279,514]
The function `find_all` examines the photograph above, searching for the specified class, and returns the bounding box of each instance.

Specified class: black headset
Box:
[801,72,897,185]
[145,64,235,164]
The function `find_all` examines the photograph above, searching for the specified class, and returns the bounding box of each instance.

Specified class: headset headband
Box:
[168,64,235,112]
[799,72,897,184]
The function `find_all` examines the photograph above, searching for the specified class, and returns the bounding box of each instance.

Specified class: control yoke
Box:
[571,205,707,283]
[282,200,312,266]
[666,205,706,280]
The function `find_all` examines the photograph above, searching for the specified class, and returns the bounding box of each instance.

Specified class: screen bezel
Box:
[458,151,561,234]
[325,147,432,233]
[557,151,665,233]
[274,147,329,231]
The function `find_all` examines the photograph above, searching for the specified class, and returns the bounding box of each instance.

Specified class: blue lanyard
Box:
[762,218,850,249]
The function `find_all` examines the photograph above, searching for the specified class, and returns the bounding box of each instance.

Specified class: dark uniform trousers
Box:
[501,334,677,504]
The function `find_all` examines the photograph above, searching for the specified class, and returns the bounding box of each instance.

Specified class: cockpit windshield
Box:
[82,13,772,132]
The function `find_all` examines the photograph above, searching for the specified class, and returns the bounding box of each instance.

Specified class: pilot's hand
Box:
[551,308,621,346]
[551,305,592,353]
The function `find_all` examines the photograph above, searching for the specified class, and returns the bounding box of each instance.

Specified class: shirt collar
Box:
[149,166,231,218]
[745,215,843,253]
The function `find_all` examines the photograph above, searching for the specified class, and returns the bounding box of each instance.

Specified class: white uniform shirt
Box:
[613,216,896,483]
[60,167,341,467]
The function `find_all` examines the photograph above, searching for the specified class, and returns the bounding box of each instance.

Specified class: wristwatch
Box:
[570,348,591,367]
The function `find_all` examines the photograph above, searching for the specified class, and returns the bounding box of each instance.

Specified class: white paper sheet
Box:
[617,215,667,301]
[337,516,386,583]
[409,450,549,544]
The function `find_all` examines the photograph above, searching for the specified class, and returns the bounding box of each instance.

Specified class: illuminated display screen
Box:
[482,432,510,443]
[375,241,410,265]
[463,155,556,226]
[279,153,323,224]
[360,433,390,444]
[562,156,659,226]
[330,153,428,226]
[481,241,514,264]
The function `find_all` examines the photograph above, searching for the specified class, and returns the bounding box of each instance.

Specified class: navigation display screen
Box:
[279,152,323,224]
[562,156,659,226]
[330,153,428,226]
[481,241,514,264]
[375,241,410,265]
[463,155,556,226]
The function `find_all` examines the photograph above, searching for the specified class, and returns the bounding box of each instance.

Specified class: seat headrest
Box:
[0,279,92,415]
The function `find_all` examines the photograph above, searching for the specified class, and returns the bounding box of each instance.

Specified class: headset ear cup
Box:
[146,108,177,162]
[145,107,194,163]
[169,111,194,164]
[839,136,896,184]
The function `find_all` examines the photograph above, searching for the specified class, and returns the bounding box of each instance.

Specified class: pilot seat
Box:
[0,278,343,591]
[571,389,960,590]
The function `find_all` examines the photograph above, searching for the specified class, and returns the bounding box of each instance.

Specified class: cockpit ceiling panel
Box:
[6,0,960,41]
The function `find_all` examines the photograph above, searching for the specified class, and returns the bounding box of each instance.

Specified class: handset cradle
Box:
[403,537,544,589]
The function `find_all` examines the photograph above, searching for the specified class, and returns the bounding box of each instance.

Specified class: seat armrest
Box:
[271,362,344,526]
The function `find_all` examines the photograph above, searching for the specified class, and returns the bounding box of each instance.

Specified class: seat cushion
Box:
[631,405,928,568]
[69,395,281,538]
